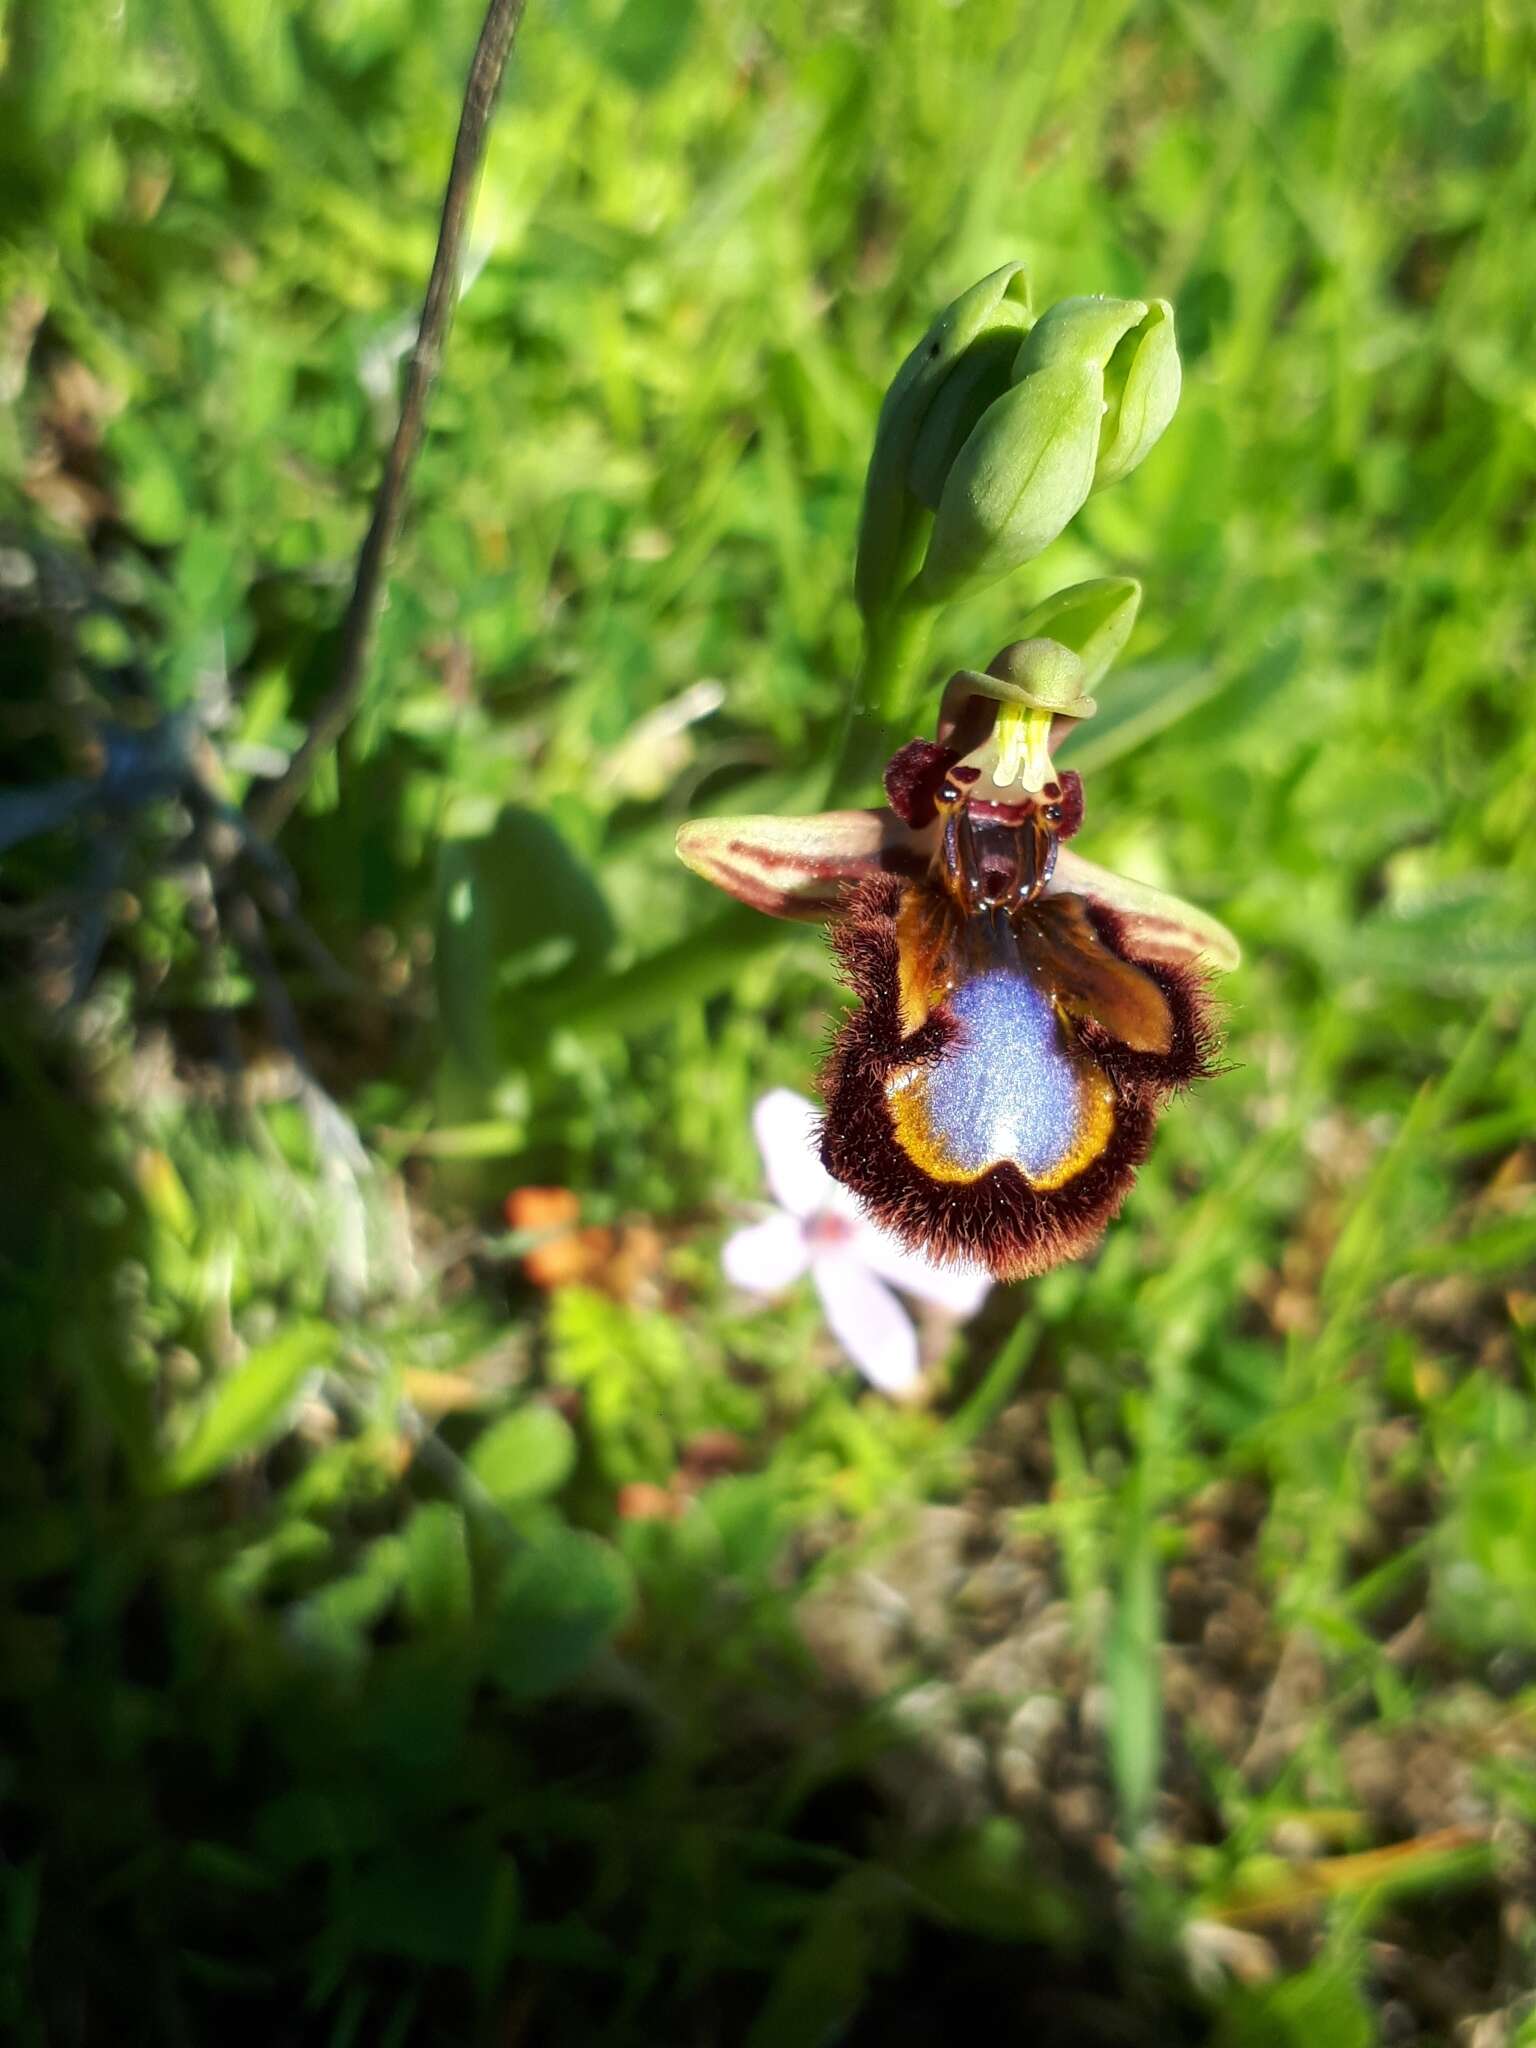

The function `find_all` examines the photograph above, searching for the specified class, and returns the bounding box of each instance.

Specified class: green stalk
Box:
[828,595,940,803]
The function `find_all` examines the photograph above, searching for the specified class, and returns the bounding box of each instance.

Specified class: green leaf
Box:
[107,414,191,545]
[158,1322,338,1490]
[1438,1445,1536,1650]
[1339,884,1536,991]
[487,1527,633,1701]
[1214,1965,1373,2048]
[1105,1476,1162,1837]
[546,1287,760,1486]
[522,905,783,1043]
[469,1405,577,1509]
[902,1818,1081,1946]
[1407,1210,1536,1276]
[287,1537,406,1668]
[434,805,615,1079]
[402,1503,474,1628]
[604,0,699,89]
[746,1871,894,2048]
[346,1841,520,1972]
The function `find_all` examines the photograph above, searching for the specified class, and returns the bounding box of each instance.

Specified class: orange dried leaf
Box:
[505,1186,581,1233]
[616,1482,682,1523]
[1212,1825,1491,1925]
[399,1368,489,1416]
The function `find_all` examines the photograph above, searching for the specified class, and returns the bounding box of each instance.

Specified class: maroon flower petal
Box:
[1055,769,1084,840]
[674,810,929,921]
[882,739,961,829]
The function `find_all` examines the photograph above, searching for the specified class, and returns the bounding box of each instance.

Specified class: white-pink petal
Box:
[722,1210,810,1294]
[810,1253,921,1396]
[752,1088,839,1220]
[854,1225,993,1318]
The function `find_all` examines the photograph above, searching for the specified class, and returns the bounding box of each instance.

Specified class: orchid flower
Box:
[723,1089,990,1395]
[680,637,1239,1282]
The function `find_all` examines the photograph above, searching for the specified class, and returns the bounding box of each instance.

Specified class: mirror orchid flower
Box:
[679,640,1238,1282]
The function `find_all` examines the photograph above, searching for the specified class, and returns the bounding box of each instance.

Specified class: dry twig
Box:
[247,0,530,838]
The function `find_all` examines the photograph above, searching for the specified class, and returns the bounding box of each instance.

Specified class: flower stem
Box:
[828,596,939,802]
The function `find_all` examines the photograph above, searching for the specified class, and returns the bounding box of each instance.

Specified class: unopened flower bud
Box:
[905,327,1022,512]
[855,262,1032,620]
[910,294,1182,608]
[912,361,1102,604]
[1013,294,1148,379]
[1093,299,1180,491]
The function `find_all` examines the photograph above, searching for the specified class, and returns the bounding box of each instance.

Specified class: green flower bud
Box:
[1093,299,1180,491]
[1013,294,1148,378]
[854,261,1032,620]
[1014,577,1142,692]
[909,293,1182,607]
[905,327,1021,512]
[911,361,1102,605]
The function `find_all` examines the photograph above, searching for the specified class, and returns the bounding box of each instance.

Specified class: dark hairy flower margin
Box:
[677,268,1239,1281]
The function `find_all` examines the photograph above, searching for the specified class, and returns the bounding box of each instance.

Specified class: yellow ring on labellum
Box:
[886,967,1117,1190]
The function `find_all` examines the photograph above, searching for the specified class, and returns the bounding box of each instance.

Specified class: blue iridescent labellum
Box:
[888,965,1114,1187]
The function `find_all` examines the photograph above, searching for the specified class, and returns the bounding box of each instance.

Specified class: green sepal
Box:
[1015,577,1142,692]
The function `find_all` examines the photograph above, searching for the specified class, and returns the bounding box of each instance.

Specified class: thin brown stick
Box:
[248,0,529,839]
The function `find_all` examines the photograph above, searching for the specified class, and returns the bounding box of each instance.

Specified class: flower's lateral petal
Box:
[675,810,928,922]
[722,1210,810,1294]
[811,1254,921,1396]
[1048,846,1240,972]
[854,1227,993,1317]
[753,1088,839,1219]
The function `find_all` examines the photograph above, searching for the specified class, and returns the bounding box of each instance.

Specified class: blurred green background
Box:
[2,0,1535,2041]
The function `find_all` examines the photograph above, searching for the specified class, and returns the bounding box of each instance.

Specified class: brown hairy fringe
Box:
[1076,900,1226,1101]
[816,874,1224,1281]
